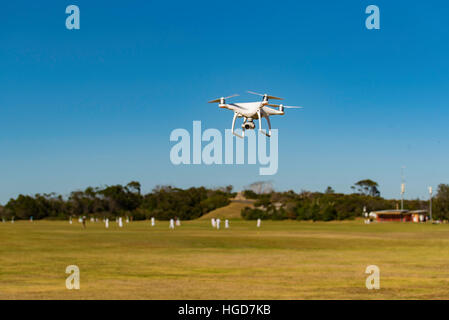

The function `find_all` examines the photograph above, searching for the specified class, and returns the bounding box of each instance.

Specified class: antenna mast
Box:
[400,166,406,210]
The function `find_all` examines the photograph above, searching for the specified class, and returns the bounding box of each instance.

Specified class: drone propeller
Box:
[208,94,239,104]
[247,91,283,101]
[268,104,303,109]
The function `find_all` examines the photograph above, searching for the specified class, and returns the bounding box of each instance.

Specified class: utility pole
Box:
[400,166,405,210]
[429,186,433,222]
[401,183,405,210]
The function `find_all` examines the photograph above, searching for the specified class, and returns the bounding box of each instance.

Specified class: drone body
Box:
[208,91,302,138]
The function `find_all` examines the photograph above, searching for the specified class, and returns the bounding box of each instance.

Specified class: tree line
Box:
[0,182,233,221]
[3,179,449,222]
[241,180,449,221]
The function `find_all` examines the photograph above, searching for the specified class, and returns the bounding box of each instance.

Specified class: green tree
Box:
[352,179,380,197]
[325,186,335,194]
[434,184,449,220]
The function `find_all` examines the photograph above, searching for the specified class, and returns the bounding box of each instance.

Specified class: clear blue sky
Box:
[1,0,449,204]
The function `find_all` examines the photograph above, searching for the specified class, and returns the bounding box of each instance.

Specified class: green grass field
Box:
[1,218,449,299]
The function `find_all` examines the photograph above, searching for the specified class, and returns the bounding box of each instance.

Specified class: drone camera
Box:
[242,122,255,130]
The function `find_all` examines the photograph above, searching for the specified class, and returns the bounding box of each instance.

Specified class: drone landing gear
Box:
[231,112,245,138]
[231,112,272,138]
[257,110,271,137]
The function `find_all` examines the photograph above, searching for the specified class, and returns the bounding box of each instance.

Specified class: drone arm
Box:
[231,112,244,139]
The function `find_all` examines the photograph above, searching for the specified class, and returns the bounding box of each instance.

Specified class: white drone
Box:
[208,91,302,138]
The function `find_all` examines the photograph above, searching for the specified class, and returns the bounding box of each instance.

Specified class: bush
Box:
[241,207,267,220]
[243,190,259,199]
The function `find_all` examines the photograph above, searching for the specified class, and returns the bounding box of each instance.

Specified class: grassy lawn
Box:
[1,219,449,299]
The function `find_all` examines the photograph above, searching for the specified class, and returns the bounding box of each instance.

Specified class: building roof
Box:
[371,209,428,215]
[371,210,411,215]
[408,210,428,214]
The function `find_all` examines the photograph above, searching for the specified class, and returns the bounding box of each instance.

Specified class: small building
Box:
[371,210,412,222]
[370,209,428,222]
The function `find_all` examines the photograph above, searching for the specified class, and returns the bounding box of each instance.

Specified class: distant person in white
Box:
[105,218,109,229]
[364,211,370,224]
[176,218,181,226]
[11,217,15,224]
[211,218,216,228]
[151,217,155,226]
[225,219,229,229]
[118,217,123,228]
[169,219,175,229]
[257,218,261,228]
[69,217,73,224]
[216,218,221,229]
[126,216,130,223]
